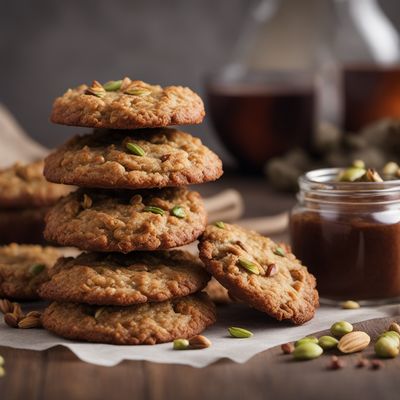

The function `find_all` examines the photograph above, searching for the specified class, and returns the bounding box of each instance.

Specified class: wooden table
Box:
[1,172,400,400]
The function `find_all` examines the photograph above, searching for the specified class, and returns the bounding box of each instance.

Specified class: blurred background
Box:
[1,0,400,175]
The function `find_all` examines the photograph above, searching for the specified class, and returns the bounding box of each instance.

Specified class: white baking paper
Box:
[0,303,398,368]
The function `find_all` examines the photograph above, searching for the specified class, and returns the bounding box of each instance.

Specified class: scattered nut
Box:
[329,355,345,370]
[228,327,253,338]
[18,316,41,329]
[295,336,319,347]
[237,258,260,275]
[338,331,370,354]
[188,335,212,349]
[341,300,360,310]
[4,313,19,328]
[0,366,4,378]
[318,335,339,350]
[26,311,42,319]
[371,359,384,370]
[388,322,400,335]
[330,321,353,337]
[281,343,294,354]
[173,338,189,350]
[382,161,399,176]
[374,336,399,358]
[85,80,106,98]
[355,357,369,368]
[293,343,323,361]
[0,299,13,315]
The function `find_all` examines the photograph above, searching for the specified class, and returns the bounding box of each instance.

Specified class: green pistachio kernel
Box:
[126,142,146,156]
[173,338,189,350]
[273,247,285,257]
[228,327,253,338]
[237,258,260,275]
[330,321,354,338]
[352,160,365,169]
[382,161,399,176]
[0,355,4,366]
[293,343,323,361]
[295,336,319,347]
[318,335,339,350]
[143,206,164,216]
[214,221,225,229]
[375,337,399,358]
[0,366,5,378]
[103,80,122,91]
[29,263,45,276]
[337,167,366,182]
[171,206,185,219]
[378,331,400,347]
[124,87,151,96]
[341,300,360,310]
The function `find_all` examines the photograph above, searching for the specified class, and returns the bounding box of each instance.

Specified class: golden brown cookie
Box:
[44,128,223,189]
[44,188,207,253]
[0,243,61,300]
[0,160,72,208]
[51,78,205,129]
[42,292,216,345]
[39,250,211,305]
[198,223,319,324]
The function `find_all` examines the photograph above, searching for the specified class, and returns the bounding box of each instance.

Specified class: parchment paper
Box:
[1,303,398,367]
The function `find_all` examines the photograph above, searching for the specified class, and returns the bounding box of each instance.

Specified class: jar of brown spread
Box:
[289,168,400,301]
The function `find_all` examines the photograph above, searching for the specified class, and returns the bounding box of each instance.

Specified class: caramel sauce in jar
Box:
[289,168,400,302]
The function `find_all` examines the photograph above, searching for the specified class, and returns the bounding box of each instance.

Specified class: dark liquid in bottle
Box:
[343,65,400,132]
[206,83,315,171]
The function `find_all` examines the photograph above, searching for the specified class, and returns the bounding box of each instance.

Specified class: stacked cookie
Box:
[39,78,222,344]
[0,160,71,245]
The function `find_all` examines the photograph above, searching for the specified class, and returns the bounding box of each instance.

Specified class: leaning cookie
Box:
[39,250,210,305]
[0,160,72,208]
[42,292,216,345]
[44,187,207,253]
[51,78,205,129]
[0,244,61,300]
[198,223,319,324]
[44,128,223,189]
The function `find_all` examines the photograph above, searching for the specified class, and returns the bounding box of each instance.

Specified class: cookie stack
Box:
[39,78,222,344]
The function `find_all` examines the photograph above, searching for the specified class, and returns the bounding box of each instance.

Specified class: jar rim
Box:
[298,168,400,205]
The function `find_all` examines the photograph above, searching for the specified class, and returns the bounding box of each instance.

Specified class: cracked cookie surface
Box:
[199,223,319,324]
[44,187,206,252]
[42,292,216,345]
[39,250,210,305]
[0,243,61,300]
[51,78,205,129]
[0,160,72,208]
[44,128,223,189]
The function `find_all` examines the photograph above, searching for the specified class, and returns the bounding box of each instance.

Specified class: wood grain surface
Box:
[1,173,400,400]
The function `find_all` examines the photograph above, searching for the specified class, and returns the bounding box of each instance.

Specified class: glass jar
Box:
[289,168,400,303]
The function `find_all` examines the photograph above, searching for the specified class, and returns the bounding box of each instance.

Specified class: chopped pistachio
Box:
[352,160,365,169]
[273,247,285,257]
[29,263,45,276]
[237,258,260,275]
[228,327,253,338]
[103,80,122,91]
[143,206,164,216]
[214,221,225,229]
[126,142,146,156]
[171,206,185,219]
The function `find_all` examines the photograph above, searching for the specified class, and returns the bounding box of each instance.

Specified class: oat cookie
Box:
[0,243,61,300]
[44,128,223,189]
[199,223,319,324]
[44,187,206,252]
[0,160,72,208]
[51,78,205,129]
[42,292,216,345]
[39,250,210,305]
